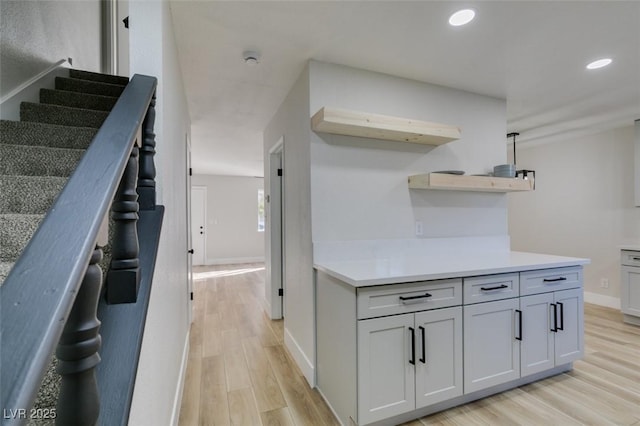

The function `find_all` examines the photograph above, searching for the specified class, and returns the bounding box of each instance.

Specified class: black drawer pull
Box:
[632,257,640,261]
[399,293,432,302]
[409,327,416,365]
[543,277,567,283]
[480,284,508,291]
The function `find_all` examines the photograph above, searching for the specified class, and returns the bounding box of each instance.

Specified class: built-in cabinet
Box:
[316,265,584,426]
[621,250,640,325]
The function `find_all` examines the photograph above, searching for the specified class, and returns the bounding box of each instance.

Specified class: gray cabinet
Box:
[357,286,463,424]
[520,288,583,377]
[621,250,640,324]
[463,298,521,393]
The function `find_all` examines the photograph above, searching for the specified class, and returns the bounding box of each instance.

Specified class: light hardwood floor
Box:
[179,264,640,426]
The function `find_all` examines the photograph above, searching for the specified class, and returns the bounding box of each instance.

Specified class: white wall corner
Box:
[284,328,316,388]
[584,291,621,310]
[170,331,190,426]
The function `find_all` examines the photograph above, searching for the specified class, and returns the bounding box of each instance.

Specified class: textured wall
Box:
[0,0,101,98]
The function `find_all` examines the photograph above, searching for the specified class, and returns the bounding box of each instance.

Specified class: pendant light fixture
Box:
[508,132,536,189]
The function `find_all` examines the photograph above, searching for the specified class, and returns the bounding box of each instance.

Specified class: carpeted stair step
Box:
[55,77,125,98]
[70,69,129,86]
[40,88,118,112]
[0,213,44,261]
[0,176,67,214]
[20,102,109,128]
[0,144,85,177]
[0,261,13,285]
[0,120,96,149]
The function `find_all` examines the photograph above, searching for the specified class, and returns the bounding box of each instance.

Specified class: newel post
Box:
[106,144,140,304]
[56,247,103,425]
[138,93,157,210]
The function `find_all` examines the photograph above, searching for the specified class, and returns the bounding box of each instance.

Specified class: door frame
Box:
[267,137,285,319]
[185,133,193,323]
[191,186,207,266]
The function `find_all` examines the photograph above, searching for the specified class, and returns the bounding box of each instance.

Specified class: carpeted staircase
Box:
[0,68,129,422]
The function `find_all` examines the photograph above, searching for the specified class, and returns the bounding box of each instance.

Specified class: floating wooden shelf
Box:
[311,107,461,146]
[408,173,534,192]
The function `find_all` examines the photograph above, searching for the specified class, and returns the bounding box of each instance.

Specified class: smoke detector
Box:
[243,51,260,66]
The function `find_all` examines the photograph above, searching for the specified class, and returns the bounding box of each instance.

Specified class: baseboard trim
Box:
[170,330,190,426]
[284,327,315,387]
[584,291,620,309]
[205,256,265,265]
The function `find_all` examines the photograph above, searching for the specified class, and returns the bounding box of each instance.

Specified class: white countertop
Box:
[314,250,589,287]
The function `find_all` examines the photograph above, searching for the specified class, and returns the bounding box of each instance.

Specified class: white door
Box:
[463,298,521,393]
[415,306,463,408]
[554,288,584,365]
[358,314,415,424]
[185,134,193,322]
[520,292,555,377]
[190,186,206,266]
[268,140,284,319]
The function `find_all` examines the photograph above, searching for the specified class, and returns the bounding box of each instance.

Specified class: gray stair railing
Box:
[0,74,157,425]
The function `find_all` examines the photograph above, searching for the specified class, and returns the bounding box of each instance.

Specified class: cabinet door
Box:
[554,288,584,365]
[415,307,463,408]
[464,298,521,393]
[621,265,640,317]
[520,293,555,377]
[357,314,415,424]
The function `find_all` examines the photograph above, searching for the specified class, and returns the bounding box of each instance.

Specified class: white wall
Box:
[191,175,265,264]
[263,64,315,384]
[508,125,640,308]
[0,0,102,98]
[309,61,508,241]
[128,1,191,424]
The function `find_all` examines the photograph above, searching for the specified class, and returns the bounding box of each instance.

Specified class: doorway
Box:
[268,138,284,319]
[191,186,207,266]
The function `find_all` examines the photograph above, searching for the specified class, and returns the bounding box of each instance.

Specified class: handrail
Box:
[0,74,157,419]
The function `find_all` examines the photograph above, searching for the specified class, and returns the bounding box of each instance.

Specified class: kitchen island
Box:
[314,237,589,426]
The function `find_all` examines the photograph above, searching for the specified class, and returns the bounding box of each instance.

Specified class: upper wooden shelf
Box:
[311,107,461,146]
[408,173,534,193]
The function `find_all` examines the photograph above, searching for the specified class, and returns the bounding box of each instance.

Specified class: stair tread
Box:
[0,260,14,286]
[0,144,85,177]
[40,88,118,112]
[0,120,97,149]
[21,102,109,128]
[70,69,129,86]
[0,213,45,261]
[55,76,126,97]
[0,175,67,214]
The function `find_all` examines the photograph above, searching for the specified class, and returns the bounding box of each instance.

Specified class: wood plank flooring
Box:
[179,264,640,426]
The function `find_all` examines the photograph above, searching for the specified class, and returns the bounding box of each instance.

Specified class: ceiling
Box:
[170,1,640,178]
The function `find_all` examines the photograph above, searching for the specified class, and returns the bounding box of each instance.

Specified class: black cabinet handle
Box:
[632,257,640,261]
[543,277,567,283]
[399,293,432,302]
[188,249,194,254]
[419,326,426,364]
[557,302,564,331]
[480,284,508,291]
[515,309,522,341]
[409,327,416,365]
[550,303,558,332]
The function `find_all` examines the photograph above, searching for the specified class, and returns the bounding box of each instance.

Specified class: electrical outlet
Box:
[415,221,424,236]
[600,278,609,289]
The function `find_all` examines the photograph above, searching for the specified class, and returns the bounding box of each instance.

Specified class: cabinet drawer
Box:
[357,279,462,320]
[463,273,519,304]
[520,267,582,296]
[621,250,640,267]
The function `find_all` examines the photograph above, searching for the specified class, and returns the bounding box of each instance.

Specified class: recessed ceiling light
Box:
[449,9,475,26]
[586,58,612,70]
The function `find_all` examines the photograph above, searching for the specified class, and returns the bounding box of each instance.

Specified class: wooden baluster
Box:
[138,94,157,210]
[56,247,103,425]
[106,145,140,304]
